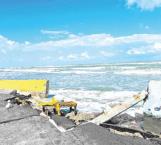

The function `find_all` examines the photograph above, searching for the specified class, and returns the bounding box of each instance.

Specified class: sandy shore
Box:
[0,93,160,145]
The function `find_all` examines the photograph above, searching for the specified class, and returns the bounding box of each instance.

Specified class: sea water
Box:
[1,61,161,114]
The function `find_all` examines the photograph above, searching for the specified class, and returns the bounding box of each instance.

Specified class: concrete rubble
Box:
[1,92,161,145]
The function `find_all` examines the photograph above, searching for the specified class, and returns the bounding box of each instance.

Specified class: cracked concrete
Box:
[0,93,160,145]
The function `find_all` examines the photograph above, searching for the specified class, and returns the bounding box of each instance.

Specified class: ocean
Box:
[1,61,161,114]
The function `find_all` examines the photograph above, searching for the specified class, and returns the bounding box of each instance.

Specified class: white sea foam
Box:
[1,61,161,75]
[61,70,106,74]
[49,89,138,113]
[71,66,105,71]
[0,68,106,74]
[0,68,54,73]
[115,69,161,75]
[115,61,161,65]
[125,107,144,117]
[120,66,137,70]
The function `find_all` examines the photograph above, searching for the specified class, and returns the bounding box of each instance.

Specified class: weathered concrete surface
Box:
[0,116,60,145]
[70,123,157,145]
[51,114,76,129]
[0,93,160,145]
[143,116,161,135]
[0,102,39,124]
[0,117,158,145]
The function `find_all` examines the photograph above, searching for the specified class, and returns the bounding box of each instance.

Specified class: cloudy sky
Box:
[0,0,161,67]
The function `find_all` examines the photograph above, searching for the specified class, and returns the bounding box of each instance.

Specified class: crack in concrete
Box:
[0,114,39,124]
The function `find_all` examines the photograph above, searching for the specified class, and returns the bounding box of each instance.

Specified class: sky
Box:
[0,0,161,67]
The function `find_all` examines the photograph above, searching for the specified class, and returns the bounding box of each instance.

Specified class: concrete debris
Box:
[143,116,161,135]
[66,112,97,124]
[51,114,76,130]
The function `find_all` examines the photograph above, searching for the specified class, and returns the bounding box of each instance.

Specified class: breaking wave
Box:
[49,89,138,113]
[115,69,161,75]
[1,62,160,114]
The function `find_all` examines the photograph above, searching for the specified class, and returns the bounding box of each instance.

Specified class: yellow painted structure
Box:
[0,80,49,97]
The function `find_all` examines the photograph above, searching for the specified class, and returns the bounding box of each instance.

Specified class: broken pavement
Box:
[0,93,161,145]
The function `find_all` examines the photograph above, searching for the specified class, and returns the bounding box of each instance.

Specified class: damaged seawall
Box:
[0,93,161,145]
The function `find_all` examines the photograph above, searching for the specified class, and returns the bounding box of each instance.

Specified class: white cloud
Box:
[126,0,161,10]
[127,47,148,55]
[80,52,90,59]
[139,23,150,30]
[40,30,78,40]
[29,33,161,51]
[0,35,17,50]
[67,52,90,60]
[41,56,52,61]
[41,29,80,39]
[127,42,161,55]
[154,42,161,50]
[24,41,31,45]
[115,34,161,44]
[1,49,7,55]
[30,31,161,51]
[100,51,115,57]
[1,32,161,64]
[67,54,78,60]
[58,56,64,60]
[1,33,161,52]
[41,30,70,35]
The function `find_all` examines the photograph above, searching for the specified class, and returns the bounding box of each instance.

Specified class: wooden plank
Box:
[91,93,146,125]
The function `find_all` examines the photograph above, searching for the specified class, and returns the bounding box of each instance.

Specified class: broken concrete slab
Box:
[70,123,156,145]
[0,93,39,124]
[0,93,14,101]
[0,104,39,124]
[0,95,39,123]
[0,116,159,145]
[51,115,76,130]
[143,116,161,135]
[0,116,61,145]
[106,113,135,124]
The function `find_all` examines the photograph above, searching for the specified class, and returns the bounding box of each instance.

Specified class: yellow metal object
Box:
[36,97,61,115]
[35,97,77,116]
[60,101,77,108]
[37,97,59,106]
[0,80,49,97]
